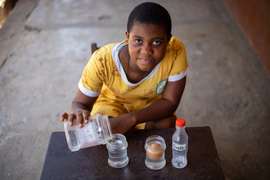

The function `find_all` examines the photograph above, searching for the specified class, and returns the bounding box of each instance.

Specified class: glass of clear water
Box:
[106,133,129,168]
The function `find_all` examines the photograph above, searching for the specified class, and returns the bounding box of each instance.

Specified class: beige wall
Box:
[223,0,270,78]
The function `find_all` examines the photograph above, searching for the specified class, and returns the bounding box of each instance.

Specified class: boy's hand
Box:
[60,110,90,128]
[109,114,136,134]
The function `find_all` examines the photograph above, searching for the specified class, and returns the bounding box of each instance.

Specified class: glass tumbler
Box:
[106,133,129,168]
[145,135,166,170]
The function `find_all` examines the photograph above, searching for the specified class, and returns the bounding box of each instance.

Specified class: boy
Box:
[60,2,190,134]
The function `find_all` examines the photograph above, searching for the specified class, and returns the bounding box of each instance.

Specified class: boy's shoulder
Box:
[169,37,184,47]
[92,42,118,58]
[166,37,185,54]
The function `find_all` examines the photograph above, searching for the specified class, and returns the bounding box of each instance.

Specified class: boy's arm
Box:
[110,77,186,134]
[60,88,98,128]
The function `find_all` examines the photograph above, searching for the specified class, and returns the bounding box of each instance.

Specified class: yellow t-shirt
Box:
[79,37,190,128]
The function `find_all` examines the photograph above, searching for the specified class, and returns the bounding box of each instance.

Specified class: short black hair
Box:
[127,2,172,37]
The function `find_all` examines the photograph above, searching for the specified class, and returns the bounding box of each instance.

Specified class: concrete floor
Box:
[0,0,270,179]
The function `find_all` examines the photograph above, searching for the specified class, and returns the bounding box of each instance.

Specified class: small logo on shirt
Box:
[156,80,167,95]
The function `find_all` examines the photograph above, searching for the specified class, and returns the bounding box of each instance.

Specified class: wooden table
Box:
[40,127,225,180]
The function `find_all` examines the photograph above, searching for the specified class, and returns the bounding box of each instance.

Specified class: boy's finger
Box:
[83,111,89,124]
[60,113,69,122]
[76,113,84,128]
[68,114,75,126]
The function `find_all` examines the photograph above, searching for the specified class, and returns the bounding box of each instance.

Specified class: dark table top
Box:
[40,126,224,180]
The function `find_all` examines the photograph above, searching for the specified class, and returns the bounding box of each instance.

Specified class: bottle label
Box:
[84,122,97,143]
[173,142,186,151]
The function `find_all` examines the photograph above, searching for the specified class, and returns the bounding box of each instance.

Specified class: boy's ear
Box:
[167,34,172,42]
[125,31,129,39]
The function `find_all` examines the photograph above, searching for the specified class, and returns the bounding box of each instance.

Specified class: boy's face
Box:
[126,23,171,72]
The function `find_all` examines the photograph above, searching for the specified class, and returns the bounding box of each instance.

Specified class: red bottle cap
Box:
[176,118,186,127]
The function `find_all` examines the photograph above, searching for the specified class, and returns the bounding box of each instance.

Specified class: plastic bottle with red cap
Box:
[171,118,188,168]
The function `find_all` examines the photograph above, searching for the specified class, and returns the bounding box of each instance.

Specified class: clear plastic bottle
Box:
[64,114,114,151]
[171,118,188,168]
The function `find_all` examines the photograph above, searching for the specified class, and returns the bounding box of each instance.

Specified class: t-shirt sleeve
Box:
[78,51,104,97]
[167,38,191,82]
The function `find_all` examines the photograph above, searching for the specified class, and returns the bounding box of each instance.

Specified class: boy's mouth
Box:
[138,58,153,64]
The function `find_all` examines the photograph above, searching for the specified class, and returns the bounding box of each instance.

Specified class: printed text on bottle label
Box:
[173,143,186,151]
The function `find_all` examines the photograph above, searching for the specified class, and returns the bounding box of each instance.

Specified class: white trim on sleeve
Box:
[168,67,191,82]
[78,80,101,97]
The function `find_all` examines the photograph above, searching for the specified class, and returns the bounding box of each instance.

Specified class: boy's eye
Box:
[134,39,142,44]
[153,41,161,45]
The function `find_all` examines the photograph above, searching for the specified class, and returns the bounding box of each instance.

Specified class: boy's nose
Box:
[141,44,153,54]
